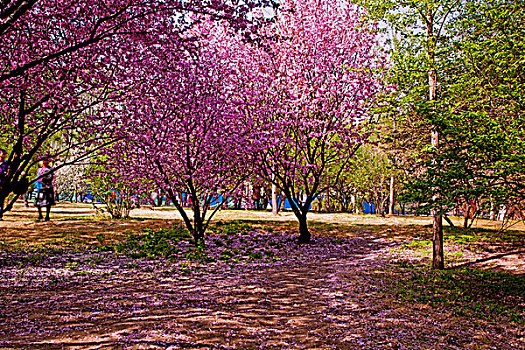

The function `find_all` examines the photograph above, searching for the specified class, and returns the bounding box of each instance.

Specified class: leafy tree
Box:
[53,149,90,202]
[87,165,141,220]
[333,145,396,215]
[442,0,525,215]
[362,0,525,268]
[358,0,462,269]
[400,0,525,228]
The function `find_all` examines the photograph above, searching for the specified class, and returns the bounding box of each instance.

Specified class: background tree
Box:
[440,0,525,219]
[87,159,142,219]
[54,154,90,203]
[396,0,525,229]
[332,145,396,215]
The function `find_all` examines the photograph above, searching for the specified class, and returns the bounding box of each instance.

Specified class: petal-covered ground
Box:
[0,204,523,349]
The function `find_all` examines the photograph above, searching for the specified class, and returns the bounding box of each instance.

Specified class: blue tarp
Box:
[362,202,375,214]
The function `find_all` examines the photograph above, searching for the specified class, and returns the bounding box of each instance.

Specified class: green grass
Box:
[209,221,252,236]
[444,226,525,245]
[406,239,432,249]
[112,224,192,259]
[384,262,525,326]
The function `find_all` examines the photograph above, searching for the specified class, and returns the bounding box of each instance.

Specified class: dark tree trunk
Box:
[163,186,202,245]
[432,213,445,269]
[191,199,204,245]
[443,214,455,227]
[157,190,163,207]
[468,212,477,229]
[389,176,395,215]
[298,213,311,244]
[191,227,205,245]
[0,192,5,219]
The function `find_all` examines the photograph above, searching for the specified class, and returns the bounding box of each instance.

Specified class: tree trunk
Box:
[432,213,444,269]
[428,8,444,270]
[381,195,388,217]
[191,199,205,245]
[389,176,395,215]
[298,212,311,244]
[463,206,470,229]
[389,119,396,216]
[0,193,5,219]
[165,187,202,245]
[157,190,163,207]
[271,184,278,215]
[189,227,204,245]
[195,229,205,244]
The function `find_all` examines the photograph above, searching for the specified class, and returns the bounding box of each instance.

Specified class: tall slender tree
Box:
[358,0,461,269]
[435,0,525,220]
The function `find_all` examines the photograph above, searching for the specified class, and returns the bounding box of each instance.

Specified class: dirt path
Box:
[2,245,522,349]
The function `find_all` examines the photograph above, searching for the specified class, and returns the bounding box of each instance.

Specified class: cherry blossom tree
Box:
[0,0,273,217]
[107,21,256,242]
[249,0,387,243]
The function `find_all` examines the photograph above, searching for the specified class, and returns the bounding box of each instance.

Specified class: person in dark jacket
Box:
[34,158,56,221]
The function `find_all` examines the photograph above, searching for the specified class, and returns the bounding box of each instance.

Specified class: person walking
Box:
[34,158,56,221]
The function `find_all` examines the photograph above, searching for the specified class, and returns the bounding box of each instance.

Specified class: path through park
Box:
[0,203,523,349]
